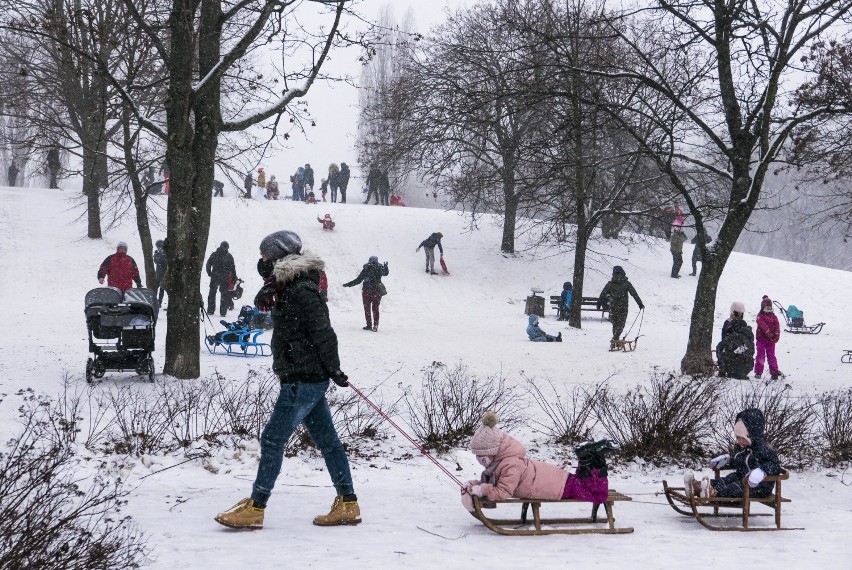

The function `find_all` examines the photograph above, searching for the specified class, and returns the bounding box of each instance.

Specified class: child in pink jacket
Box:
[461,412,611,511]
[754,295,783,380]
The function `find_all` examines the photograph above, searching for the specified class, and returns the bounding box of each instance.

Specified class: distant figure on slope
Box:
[416,232,443,274]
[461,412,610,512]
[304,163,315,193]
[690,231,712,276]
[670,225,686,278]
[389,194,406,207]
[598,266,644,347]
[526,314,562,342]
[317,213,335,231]
[256,167,266,190]
[754,295,783,380]
[244,172,253,198]
[558,281,573,321]
[97,241,142,292]
[319,178,328,202]
[328,163,340,203]
[338,162,351,203]
[343,255,389,332]
[47,147,61,189]
[364,165,381,205]
[715,301,754,380]
[266,175,279,200]
[206,241,236,317]
[378,170,391,206]
[154,239,168,308]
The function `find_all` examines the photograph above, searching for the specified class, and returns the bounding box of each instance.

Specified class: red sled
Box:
[440,257,450,275]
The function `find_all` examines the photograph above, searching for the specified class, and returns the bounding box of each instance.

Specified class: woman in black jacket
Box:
[343,256,389,331]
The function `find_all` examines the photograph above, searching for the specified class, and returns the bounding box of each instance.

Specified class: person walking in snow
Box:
[378,169,391,206]
[682,408,780,500]
[338,162,351,203]
[670,225,686,278]
[526,314,562,342]
[715,301,755,380]
[598,266,644,346]
[215,230,358,530]
[47,147,61,189]
[304,163,315,192]
[154,239,168,308]
[461,412,610,512]
[97,241,142,292]
[328,163,340,203]
[243,172,253,198]
[416,232,444,274]
[754,295,783,380]
[690,231,712,276]
[206,241,236,316]
[364,164,381,205]
[343,255,389,332]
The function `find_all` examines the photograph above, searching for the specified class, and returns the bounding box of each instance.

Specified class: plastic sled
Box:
[440,257,450,275]
[205,320,271,357]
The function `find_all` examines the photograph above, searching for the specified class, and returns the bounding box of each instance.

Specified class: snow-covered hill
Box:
[1,186,850,568]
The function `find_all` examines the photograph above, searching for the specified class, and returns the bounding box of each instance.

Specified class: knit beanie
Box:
[470,411,504,456]
[761,295,772,310]
[117,241,128,251]
[613,266,625,277]
[369,256,379,264]
[259,230,302,261]
[730,301,745,315]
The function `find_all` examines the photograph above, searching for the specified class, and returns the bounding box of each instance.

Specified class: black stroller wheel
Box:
[147,355,155,383]
[92,359,106,379]
[85,358,94,384]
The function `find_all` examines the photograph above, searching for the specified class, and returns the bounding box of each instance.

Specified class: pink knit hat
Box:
[470,411,504,456]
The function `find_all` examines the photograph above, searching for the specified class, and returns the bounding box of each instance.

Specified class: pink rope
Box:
[349,383,465,489]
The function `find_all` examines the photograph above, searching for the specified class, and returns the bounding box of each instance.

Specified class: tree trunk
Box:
[568,228,590,329]
[502,194,518,254]
[81,150,102,239]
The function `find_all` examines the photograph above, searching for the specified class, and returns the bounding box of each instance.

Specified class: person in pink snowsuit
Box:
[754,295,783,380]
[461,412,609,511]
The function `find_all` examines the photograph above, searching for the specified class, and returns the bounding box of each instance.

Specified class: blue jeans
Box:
[251,381,354,506]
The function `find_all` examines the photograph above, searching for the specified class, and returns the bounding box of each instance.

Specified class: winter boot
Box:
[556,332,562,342]
[214,498,264,529]
[754,374,762,380]
[683,472,696,498]
[362,325,372,331]
[313,495,361,526]
[699,477,716,498]
[372,324,378,332]
[770,371,785,380]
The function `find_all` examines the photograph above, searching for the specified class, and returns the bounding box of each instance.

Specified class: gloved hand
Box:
[747,468,766,487]
[467,485,484,497]
[98,278,104,285]
[383,262,389,269]
[709,454,730,470]
[331,370,349,388]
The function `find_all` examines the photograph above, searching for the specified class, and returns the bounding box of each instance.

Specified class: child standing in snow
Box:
[754,295,783,380]
[526,314,562,342]
[683,408,781,499]
[461,412,612,511]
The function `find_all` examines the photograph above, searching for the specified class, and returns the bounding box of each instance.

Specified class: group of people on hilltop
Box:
[325,162,351,203]
[364,165,391,206]
[670,225,713,278]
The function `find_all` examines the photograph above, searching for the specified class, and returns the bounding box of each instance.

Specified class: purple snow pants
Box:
[754,337,779,376]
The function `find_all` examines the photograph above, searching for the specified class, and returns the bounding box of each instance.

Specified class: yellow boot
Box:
[214,498,264,529]
[313,495,361,526]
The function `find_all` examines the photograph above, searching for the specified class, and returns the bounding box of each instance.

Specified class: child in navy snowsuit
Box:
[526,314,561,342]
[683,408,781,499]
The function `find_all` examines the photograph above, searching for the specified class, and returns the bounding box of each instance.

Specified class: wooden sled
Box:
[842,349,852,364]
[662,468,801,531]
[609,338,637,352]
[470,490,634,535]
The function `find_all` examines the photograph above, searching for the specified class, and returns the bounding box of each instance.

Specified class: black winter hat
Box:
[260,230,302,261]
[613,266,625,276]
[156,240,164,248]
[220,241,229,250]
[563,281,572,291]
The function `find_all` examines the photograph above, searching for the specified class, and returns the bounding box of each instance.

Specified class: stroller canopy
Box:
[85,287,123,309]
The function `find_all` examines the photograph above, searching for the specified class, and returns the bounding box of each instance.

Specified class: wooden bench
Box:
[549,296,609,320]
[662,467,801,531]
[470,490,633,535]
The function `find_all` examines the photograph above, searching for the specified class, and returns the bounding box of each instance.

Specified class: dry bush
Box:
[525,376,600,445]
[593,371,719,462]
[816,388,852,464]
[0,394,147,569]
[712,380,816,464]
[404,362,523,453]
[329,384,397,440]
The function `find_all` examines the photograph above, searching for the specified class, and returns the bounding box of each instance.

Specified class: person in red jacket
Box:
[97,241,142,292]
[754,295,783,380]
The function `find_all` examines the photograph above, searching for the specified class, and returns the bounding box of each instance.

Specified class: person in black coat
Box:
[47,148,61,189]
[378,170,391,206]
[304,163,315,192]
[206,241,236,316]
[7,161,18,187]
[154,239,168,308]
[598,266,644,344]
[338,162,351,203]
[364,165,381,205]
[215,230,358,530]
[684,408,781,499]
[716,301,755,379]
[416,232,444,274]
[343,256,389,331]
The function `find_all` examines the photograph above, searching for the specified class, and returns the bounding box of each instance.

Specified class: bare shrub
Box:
[0,394,147,569]
[329,384,397,440]
[403,362,523,453]
[816,389,852,464]
[712,381,816,464]
[593,371,719,462]
[525,376,601,445]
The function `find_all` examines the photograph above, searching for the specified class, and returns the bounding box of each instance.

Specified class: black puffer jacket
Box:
[727,408,782,496]
[716,319,755,379]
[343,260,388,292]
[206,245,235,283]
[269,252,340,383]
[598,273,642,316]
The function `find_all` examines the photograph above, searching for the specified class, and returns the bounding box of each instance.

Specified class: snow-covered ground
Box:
[1,186,851,568]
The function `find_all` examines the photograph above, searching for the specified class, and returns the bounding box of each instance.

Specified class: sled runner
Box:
[773,301,824,335]
[843,350,852,364]
[470,491,634,535]
[609,338,638,352]
[440,256,450,275]
[662,468,800,531]
[205,318,271,357]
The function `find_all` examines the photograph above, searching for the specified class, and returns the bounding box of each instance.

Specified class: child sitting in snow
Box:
[317,213,335,230]
[683,408,781,499]
[526,314,562,342]
[462,412,614,511]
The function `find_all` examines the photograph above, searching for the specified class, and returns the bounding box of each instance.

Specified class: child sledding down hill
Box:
[461,412,614,511]
[526,314,561,342]
[683,408,781,499]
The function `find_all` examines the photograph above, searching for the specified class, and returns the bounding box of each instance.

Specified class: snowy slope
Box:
[1,186,851,569]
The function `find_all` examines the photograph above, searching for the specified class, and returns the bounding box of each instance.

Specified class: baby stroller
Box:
[204,305,271,357]
[773,301,825,335]
[85,287,157,383]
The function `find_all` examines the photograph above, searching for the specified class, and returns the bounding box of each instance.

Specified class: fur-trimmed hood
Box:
[272,250,325,285]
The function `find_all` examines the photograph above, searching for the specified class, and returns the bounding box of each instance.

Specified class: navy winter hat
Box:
[563,281,572,290]
[369,256,379,264]
[613,266,625,276]
[220,241,229,250]
[260,230,302,261]
[155,240,164,248]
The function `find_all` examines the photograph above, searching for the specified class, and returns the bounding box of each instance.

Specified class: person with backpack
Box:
[154,239,168,309]
[558,281,573,321]
[670,225,686,278]
[715,301,755,380]
[416,232,444,274]
[97,241,142,292]
[598,266,644,346]
[754,295,783,380]
[339,162,351,203]
[343,256,389,332]
[206,241,236,316]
